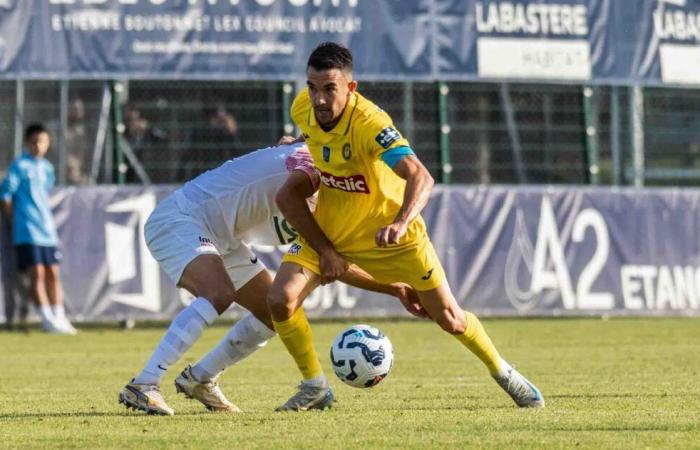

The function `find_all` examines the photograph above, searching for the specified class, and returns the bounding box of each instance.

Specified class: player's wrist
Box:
[390,282,407,298]
[392,218,409,228]
[318,245,339,258]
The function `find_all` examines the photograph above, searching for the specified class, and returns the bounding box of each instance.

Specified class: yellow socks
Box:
[453,311,503,375]
[272,307,323,380]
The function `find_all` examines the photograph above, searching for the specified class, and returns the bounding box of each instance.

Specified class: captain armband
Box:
[380,146,415,169]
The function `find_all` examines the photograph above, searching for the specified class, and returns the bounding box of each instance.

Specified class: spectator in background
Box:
[123,104,168,183]
[0,124,77,335]
[65,98,90,185]
[1,209,30,331]
[184,105,240,179]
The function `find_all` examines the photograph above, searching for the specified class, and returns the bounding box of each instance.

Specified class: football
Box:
[330,324,394,388]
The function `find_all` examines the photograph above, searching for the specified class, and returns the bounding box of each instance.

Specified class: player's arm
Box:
[277,134,306,145]
[0,199,12,227]
[0,167,18,227]
[340,264,430,319]
[375,150,434,247]
[275,171,349,284]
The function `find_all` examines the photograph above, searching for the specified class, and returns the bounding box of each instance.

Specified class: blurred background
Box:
[3,81,700,187]
[2,0,700,324]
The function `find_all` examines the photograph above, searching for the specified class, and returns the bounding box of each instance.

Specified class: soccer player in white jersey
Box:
[118,143,426,416]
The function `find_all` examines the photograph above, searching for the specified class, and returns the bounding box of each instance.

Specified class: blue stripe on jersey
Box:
[380,146,415,169]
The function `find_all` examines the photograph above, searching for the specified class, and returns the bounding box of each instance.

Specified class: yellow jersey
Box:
[291,88,428,253]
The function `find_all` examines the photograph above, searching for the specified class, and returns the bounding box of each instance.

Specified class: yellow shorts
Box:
[282,235,446,291]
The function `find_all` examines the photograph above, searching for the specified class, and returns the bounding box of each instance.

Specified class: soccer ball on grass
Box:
[330,324,393,388]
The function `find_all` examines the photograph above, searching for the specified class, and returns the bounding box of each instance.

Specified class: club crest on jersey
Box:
[375,127,401,149]
[323,146,331,162]
[288,243,303,255]
[342,143,352,160]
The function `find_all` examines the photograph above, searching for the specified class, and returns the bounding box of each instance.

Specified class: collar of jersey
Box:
[308,92,358,136]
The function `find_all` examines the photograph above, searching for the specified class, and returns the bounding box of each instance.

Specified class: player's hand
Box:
[278,135,304,145]
[319,249,349,285]
[375,221,408,247]
[392,282,431,319]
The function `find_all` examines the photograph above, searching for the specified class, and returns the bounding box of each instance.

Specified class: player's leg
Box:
[16,244,55,331]
[176,249,277,413]
[267,260,334,411]
[365,239,544,408]
[417,283,544,408]
[120,202,231,415]
[121,253,233,416]
[133,254,233,384]
[188,269,275,383]
[25,263,58,333]
[44,256,77,334]
[415,282,500,372]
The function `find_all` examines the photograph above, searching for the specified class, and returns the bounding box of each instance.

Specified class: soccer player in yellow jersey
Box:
[267,42,544,411]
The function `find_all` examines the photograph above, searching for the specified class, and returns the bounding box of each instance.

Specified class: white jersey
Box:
[173,143,316,249]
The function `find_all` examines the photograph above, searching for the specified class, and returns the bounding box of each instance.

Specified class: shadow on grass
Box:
[0,411,218,420]
[548,393,681,399]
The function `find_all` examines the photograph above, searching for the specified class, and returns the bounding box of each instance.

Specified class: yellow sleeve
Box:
[291,88,312,132]
[358,110,410,160]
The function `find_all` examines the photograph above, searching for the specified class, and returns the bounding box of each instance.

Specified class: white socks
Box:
[134,298,218,386]
[51,304,66,322]
[39,304,54,324]
[191,314,276,382]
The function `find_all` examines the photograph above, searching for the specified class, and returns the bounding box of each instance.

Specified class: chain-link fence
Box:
[1,80,699,186]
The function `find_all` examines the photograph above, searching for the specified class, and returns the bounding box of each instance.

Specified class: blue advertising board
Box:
[0,0,700,85]
[2,185,699,323]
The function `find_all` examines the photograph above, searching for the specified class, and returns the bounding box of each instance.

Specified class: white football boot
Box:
[41,319,73,335]
[56,318,78,335]
[275,382,334,412]
[119,381,175,416]
[493,367,545,408]
[174,365,241,413]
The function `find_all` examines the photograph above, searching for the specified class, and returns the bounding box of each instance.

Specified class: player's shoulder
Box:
[351,92,396,131]
[12,156,32,172]
[351,92,405,148]
[291,88,312,126]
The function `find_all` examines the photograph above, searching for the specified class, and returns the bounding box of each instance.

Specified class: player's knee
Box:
[434,312,466,335]
[201,287,236,315]
[266,289,295,321]
[28,267,45,287]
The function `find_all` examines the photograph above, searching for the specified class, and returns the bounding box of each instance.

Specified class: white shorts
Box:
[144,194,266,289]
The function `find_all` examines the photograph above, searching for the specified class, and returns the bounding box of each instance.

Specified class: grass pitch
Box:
[1,318,699,449]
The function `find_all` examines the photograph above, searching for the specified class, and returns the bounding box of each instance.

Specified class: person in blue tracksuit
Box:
[0,123,76,334]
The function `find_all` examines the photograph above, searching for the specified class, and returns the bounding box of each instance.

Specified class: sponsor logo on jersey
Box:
[375,127,401,149]
[196,236,218,254]
[288,243,303,255]
[198,236,215,247]
[323,145,331,162]
[317,170,370,194]
[342,143,352,160]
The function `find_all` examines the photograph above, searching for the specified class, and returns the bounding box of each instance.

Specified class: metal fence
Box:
[1,80,699,187]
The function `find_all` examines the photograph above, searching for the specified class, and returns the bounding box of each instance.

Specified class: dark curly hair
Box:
[307,42,353,72]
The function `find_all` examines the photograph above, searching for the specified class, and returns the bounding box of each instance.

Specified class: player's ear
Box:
[348,79,358,93]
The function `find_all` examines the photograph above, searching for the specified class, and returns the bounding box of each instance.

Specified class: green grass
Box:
[1,318,699,449]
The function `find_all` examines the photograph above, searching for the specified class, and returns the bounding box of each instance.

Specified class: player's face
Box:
[27,132,50,158]
[307,67,357,130]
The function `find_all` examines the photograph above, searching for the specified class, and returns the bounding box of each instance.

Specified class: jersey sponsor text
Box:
[317,170,370,194]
